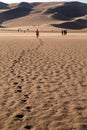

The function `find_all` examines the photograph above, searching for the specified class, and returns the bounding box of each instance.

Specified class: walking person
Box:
[64,29,67,35]
[61,30,64,35]
[36,29,39,38]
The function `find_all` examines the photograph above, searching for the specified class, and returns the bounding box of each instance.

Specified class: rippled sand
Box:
[0,32,87,130]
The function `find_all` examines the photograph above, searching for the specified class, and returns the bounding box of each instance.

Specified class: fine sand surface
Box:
[0,32,87,130]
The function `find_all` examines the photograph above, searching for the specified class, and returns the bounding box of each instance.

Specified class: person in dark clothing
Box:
[64,29,67,35]
[36,29,39,38]
[61,30,64,35]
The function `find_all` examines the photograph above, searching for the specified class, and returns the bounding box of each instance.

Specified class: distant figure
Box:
[36,29,39,38]
[27,29,29,32]
[64,29,67,35]
[62,29,67,35]
[61,30,64,35]
[24,30,26,33]
[18,28,21,32]
[18,29,20,32]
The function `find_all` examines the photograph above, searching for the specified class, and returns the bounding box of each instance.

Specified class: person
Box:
[27,29,29,32]
[36,29,39,38]
[61,30,64,35]
[64,29,67,35]
[18,28,20,32]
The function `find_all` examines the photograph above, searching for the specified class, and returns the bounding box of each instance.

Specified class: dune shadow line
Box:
[0,7,32,24]
[51,19,87,29]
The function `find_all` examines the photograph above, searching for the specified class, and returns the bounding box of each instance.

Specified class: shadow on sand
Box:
[51,19,87,29]
[0,6,32,24]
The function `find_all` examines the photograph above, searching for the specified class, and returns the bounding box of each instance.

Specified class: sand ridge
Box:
[0,33,87,130]
[0,1,87,30]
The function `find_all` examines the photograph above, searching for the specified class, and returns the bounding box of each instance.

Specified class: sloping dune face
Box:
[0,2,32,24]
[18,2,32,8]
[51,18,87,29]
[0,1,87,29]
[0,2,9,9]
[44,2,87,19]
[0,7,32,24]
[0,33,87,130]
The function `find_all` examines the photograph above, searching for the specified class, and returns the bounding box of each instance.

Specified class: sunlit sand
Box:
[0,30,87,130]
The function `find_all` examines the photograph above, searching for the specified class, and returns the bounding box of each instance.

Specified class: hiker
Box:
[24,30,26,33]
[27,29,29,32]
[64,29,67,35]
[18,29,20,32]
[36,29,39,38]
[61,30,64,35]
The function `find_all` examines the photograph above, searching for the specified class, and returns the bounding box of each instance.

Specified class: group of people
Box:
[17,28,39,38]
[61,29,67,35]
[18,28,68,38]
[35,29,68,38]
[18,28,29,33]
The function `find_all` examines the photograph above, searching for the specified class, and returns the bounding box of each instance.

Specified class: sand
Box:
[0,32,87,130]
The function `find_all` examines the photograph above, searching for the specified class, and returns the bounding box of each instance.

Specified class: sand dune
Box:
[0,32,87,130]
[0,6,31,24]
[0,2,9,9]
[51,18,87,29]
[18,2,32,9]
[0,1,87,30]
[44,2,87,19]
[0,1,87,130]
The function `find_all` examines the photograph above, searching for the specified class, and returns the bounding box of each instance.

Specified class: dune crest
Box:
[0,1,87,29]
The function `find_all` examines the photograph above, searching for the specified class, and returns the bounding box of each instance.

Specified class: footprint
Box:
[14,82,18,85]
[17,75,21,78]
[10,69,14,73]
[75,106,85,110]
[79,125,87,130]
[21,78,24,82]
[15,89,22,93]
[37,86,41,89]
[25,106,31,112]
[21,99,27,103]
[24,125,32,129]
[15,114,24,120]
[17,86,22,89]
[24,94,29,98]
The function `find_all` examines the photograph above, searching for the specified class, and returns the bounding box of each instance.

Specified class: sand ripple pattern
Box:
[0,37,87,130]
